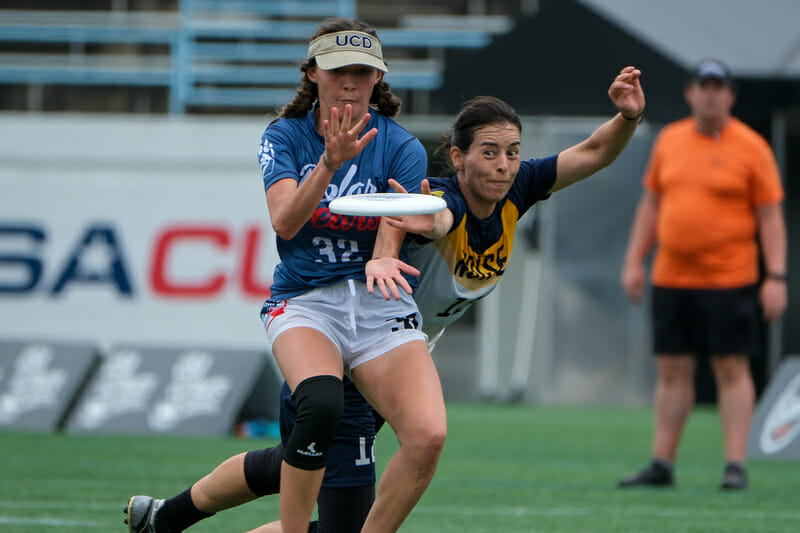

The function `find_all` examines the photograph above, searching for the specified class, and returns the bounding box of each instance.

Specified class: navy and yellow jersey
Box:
[411,156,558,337]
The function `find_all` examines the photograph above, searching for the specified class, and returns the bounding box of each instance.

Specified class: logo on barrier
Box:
[0,345,67,423]
[0,224,132,296]
[148,351,233,431]
[759,373,800,454]
[73,349,159,429]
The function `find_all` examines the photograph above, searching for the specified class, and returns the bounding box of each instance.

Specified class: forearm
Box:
[624,193,658,267]
[757,203,787,276]
[552,114,640,192]
[605,112,640,155]
[421,209,453,240]
[372,219,406,259]
[584,113,640,170]
[268,155,337,239]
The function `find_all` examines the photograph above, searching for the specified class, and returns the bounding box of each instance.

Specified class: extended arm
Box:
[382,178,454,240]
[366,178,452,300]
[552,66,646,192]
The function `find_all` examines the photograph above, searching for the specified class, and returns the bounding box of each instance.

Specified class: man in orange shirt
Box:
[619,59,787,490]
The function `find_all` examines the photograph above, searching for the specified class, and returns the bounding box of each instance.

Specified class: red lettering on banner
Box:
[240,225,272,298]
[150,226,230,297]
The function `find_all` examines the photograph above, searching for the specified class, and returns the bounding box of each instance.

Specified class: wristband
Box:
[322,152,342,172]
[766,272,786,282]
[621,112,644,124]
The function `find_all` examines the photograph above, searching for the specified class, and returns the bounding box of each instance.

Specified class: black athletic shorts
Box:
[651,284,760,357]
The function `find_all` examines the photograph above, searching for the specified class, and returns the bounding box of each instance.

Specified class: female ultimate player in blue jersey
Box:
[124,16,447,533]
[251,17,449,533]
[125,67,644,532]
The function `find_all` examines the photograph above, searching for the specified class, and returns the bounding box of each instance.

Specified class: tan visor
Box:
[308,30,388,72]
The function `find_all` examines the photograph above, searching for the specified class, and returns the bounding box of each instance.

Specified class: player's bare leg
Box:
[272,327,344,533]
[191,453,257,512]
[247,522,282,533]
[352,340,446,532]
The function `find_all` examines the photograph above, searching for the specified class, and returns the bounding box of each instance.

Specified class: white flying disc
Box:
[329,193,446,216]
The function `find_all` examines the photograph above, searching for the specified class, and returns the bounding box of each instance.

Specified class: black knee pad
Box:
[284,375,344,470]
[244,443,284,496]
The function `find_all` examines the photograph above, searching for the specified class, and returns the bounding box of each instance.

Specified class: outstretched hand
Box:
[609,66,645,119]
[366,257,420,300]
[322,104,378,169]
[381,178,437,235]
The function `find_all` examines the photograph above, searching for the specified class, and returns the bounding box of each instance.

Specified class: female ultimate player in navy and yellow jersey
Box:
[124,67,645,533]
[410,157,556,342]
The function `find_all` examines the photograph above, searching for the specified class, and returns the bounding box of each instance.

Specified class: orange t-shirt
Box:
[644,117,783,288]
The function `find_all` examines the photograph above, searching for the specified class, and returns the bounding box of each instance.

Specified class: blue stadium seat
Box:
[0,2,507,113]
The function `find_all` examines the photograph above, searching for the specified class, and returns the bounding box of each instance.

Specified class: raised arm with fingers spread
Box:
[267,104,378,240]
[552,66,646,192]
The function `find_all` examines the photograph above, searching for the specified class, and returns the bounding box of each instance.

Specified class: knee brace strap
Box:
[244,444,284,496]
[284,375,344,470]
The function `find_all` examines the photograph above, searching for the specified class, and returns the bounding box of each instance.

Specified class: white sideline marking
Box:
[0,516,104,527]
[414,505,800,521]
[0,500,120,510]
[2,500,800,525]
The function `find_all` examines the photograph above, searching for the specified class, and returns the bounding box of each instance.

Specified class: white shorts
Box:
[261,279,428,371]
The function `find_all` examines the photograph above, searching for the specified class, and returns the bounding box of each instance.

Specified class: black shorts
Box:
[651,285,760,357]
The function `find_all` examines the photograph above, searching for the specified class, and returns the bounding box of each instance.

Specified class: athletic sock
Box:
[155,487,215,532]
[652,458,674,473]
[724,461,746,476]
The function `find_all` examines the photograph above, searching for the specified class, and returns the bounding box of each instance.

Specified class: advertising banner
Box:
[65,344,275,435]
[0,114,279,350]
[748,357,800,459]
[0,339,99,431]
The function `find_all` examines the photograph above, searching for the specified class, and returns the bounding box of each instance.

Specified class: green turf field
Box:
[1,404,798,532]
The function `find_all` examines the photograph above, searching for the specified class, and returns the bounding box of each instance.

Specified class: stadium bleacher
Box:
[0,0,514,114]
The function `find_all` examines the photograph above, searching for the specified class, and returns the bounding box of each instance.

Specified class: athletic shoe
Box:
[124,495,164,533]
[618,461,674,487]
[720,463,748,490]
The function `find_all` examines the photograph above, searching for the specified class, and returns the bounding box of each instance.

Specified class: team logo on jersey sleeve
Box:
[258,138,276,176]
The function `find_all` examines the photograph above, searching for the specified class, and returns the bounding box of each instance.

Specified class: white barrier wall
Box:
[0,113,279,350]
[1,112,660,406]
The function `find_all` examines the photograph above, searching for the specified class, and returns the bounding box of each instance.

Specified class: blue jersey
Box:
[258,106,428,300]
[411,156,558,337]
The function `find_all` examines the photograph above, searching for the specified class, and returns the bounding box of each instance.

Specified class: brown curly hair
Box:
[279,18,402,119]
